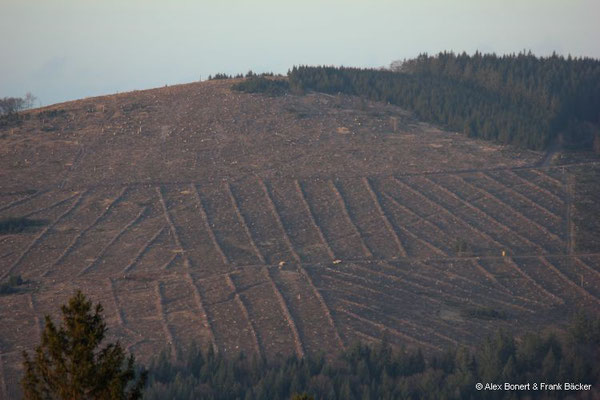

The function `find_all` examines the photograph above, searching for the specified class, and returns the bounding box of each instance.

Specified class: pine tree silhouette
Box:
[22,290,147,399]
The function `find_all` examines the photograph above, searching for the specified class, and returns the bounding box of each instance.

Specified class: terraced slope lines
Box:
[0,79,598,397]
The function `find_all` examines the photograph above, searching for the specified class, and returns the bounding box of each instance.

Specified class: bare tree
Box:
[0,93,36,116]
[0,97,25,116]
[389,59,405,72]
[24,92,37,109]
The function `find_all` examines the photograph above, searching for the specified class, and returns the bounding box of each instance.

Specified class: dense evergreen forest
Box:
[231,75,289,96]
[144,314,599,400]
[286,52,600,151]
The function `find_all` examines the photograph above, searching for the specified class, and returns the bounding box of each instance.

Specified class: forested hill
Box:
[288,52,600,151]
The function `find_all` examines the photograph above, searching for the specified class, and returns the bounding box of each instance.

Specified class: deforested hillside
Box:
[0,78,599,398]
[0,79,543,192]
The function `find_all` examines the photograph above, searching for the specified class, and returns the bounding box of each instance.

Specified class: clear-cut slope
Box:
[0,79,599,399]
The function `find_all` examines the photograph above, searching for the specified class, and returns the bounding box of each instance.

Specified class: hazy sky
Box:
[1,0,599,106]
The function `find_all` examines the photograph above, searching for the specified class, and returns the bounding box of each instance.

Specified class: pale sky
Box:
[1,0,599,106]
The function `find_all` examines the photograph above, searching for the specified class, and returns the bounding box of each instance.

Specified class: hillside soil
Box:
[1,79,599,398]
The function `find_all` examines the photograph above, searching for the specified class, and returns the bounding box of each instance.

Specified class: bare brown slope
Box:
[1,79,599,398]
[0,79,539,191]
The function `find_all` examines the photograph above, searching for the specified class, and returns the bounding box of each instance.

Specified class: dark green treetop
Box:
[22,290,147,400]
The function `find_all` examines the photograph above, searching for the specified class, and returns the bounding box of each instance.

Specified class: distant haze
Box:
[1,0,599,106]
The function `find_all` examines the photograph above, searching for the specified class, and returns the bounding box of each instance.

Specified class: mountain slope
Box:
[0,79,599,398]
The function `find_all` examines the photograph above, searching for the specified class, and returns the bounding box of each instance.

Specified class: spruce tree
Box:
[21,290,147,399]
